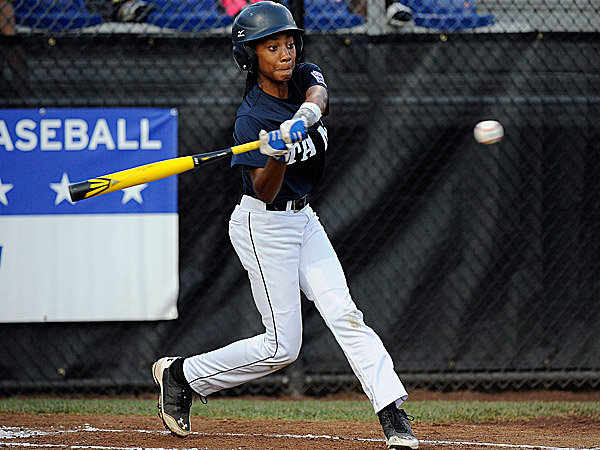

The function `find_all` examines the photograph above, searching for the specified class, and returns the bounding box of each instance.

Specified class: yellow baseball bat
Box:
[68,139,260,202]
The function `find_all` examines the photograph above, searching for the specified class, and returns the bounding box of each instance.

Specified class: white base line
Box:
[1,426,599,450]
[420,440,600,450]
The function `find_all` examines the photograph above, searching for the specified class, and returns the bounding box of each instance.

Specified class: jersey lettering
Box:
[287,142,300,165]
[317,125,328,151]
[287,135,317,165]
[300,138,316,161]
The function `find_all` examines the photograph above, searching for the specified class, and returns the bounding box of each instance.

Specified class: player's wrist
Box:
[270,153,289,163]
[293,101,321,128]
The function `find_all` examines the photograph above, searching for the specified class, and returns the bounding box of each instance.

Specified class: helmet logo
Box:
[237,29,245,38]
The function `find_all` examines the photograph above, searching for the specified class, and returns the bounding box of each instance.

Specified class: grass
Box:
[1,397,600,423]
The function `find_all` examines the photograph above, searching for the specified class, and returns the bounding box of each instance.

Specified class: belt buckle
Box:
[291,195,306,213]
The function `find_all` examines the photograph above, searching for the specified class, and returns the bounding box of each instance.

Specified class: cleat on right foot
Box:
[152,357,193,437]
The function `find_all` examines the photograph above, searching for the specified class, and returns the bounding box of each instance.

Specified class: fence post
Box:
[366,0,385,35]
[289,0,305,29]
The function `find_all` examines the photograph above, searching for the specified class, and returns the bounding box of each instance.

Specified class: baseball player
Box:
[152,2,419,449]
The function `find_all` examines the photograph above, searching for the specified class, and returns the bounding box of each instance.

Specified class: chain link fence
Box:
[3,0,600,35]
[1,0,599,395]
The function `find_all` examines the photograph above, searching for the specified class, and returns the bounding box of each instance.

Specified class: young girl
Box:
[152,2,418,448]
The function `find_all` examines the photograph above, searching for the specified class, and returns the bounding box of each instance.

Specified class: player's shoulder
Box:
[234,113,263,144]
[296,61,324,73]
[294,62,327,89]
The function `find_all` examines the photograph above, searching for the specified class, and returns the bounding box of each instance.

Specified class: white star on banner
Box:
[121,184,147,204]
[0,178,14,206]
[50,172,74,205]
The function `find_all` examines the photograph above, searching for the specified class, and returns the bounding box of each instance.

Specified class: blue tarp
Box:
[398,0,494,30]
[14,0,102,30]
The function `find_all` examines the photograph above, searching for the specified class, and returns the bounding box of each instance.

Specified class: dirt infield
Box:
[1,391,599,450]
[1,414,599,450]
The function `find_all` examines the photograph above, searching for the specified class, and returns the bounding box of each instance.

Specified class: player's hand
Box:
[259,129,291,160]
[279,117,308,145]
[280,102,322,144]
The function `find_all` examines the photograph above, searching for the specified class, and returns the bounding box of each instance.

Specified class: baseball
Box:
[474,120,504,144]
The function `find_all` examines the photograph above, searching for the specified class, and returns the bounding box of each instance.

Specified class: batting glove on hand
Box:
[259,129,291,160]
[280,102,321,144]
[279,117,307,145]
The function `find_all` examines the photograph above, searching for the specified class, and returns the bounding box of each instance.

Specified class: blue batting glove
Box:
[259,129,291,160]
[267,129,291,151]
[280,117,308,145]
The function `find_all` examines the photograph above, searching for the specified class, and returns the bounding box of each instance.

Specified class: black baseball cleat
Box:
[377,404,419,449]
[152,357,193,437]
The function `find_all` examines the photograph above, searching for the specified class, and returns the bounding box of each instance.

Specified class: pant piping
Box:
[189,211,279,383]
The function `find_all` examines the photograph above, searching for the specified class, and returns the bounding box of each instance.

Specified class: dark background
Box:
[1,6,599,395]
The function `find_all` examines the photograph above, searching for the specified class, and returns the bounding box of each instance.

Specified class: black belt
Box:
[266,193,310,212]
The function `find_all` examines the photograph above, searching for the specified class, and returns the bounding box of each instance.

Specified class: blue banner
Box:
[0,108,179,322]
[0,108,178,215]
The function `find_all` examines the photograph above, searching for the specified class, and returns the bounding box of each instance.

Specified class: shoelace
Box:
[402,410,415,422]
[384,408,413,434]
[176,388,192,413]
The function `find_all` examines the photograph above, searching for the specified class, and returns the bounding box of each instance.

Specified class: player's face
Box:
[254,33,297,84]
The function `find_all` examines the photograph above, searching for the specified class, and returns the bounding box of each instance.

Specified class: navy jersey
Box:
[232,62,329,202]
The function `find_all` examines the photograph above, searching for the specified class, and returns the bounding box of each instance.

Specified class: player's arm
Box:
[280,85,328,145]
[250,128,297,203]
[249,159,286,204]
[304,85,328,117]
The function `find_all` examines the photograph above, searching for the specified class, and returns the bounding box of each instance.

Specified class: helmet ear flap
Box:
[233,43,255,72]
[295,35,303,56]
[245,44,257,72]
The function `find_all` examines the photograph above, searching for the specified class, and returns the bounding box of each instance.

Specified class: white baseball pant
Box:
[183,195,408,412]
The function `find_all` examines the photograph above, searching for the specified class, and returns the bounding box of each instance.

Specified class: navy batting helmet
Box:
[232,1,303,72]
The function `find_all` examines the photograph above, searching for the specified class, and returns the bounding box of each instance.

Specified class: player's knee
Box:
[272,351,298,367]
[282,341,302,364]
[272,336,302,365]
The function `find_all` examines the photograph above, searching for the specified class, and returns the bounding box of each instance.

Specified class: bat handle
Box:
[231,140,260,155]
